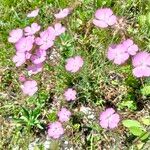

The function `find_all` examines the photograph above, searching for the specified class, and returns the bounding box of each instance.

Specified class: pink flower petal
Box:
[8,29,23,43]
[54,8,70,19]
[54,23,66,36]
[27,9,39,18]
[24,23,41,36]
[108,113,120,129]
[133,66,150,78]
[93,19,108,28]
[107,15,117,26]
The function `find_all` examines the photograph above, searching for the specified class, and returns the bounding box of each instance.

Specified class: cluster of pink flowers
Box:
[10,6,143,138]
[107,39,138,65]
[48,107,72,139]
[107,39,150,78]
[48,49,83,139]
[48,88,78,139]
[8,8,69,96]
[93,8,150,78]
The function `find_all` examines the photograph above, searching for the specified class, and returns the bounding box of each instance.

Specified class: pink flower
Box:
[15,36,34,52]
[64,88,77,101]
[58,108,71,122]
[8,29,23,43]
[21,80,38,96]
[65,56,84,73]
[35,29,55,50]
[48,121,64,139]
[24,23,41,36]
[93,8,117,28]
[18,74,26,82]
[12,52,26,67]
[54,8,70,19]
[107,44,129,65]
[132,52,150,77]
[53,23,66,36]
[99,108,120,129]
[31,49,46,64]
[27,63,43,75]
[27,9,39,18]
[122,39,138,55]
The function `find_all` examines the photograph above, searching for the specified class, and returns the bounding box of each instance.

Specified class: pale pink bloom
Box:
[132,52,150,77]
[58,108,71,122]
[107,44,129,65]
[25,52,32,59]
[48,122,64,139]
[15,36,34,52]
[27,9,39,18]
[21,80,38,96]
[27,63,43,75]
[64,88,77,101]
[65,56,84,73]
[24,23,41,36]
[99,108,120,129]
[122,39,138,55]
[19,74,26,82]
[54,8,70,19]
[8,29,23,43]
[35,29,55,50]
[31,49,46,64]
[93,8,117,28]
[53,23,66,36]
[12,52,26,67]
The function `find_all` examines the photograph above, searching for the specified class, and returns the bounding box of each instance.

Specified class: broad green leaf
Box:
[129,127,144,136]
[122,119,142,128]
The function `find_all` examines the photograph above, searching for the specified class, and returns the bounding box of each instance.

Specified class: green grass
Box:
[0,0,150,149]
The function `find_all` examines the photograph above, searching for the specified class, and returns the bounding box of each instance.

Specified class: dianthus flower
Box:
[64,88,77,101]
[53,23,66,36]
[65,56,84,73]
[107,44,129,65]
[58,108,71,122]
[93,8,117,28]
[24,23,41,36]
[132,52,150,77]
[54,8,70,19]
[27,63,43,75]
[99,108,120,129]
[122,39,138,56]
[35,29,55,50]
[12,52,26,67]
[21,80,38,96]
[15,36,34,52]
[48,122,64,139]
[8,29,23,43]
[31,49,46,64]
[27,9,39,18]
